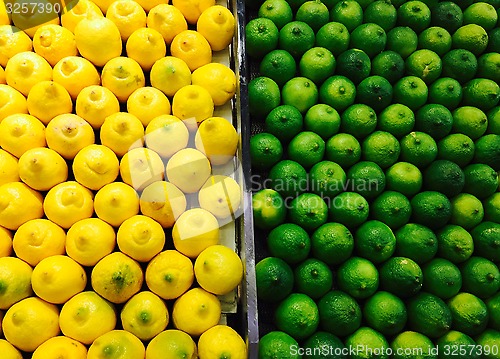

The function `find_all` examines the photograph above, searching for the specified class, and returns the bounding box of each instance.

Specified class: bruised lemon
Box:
[27,81,73,125]
[5,51,52,96]
[170,30,212,71]
[197,5,235,51]
[146,4,187,44]
[120,147,165,191]
[32,24,77,66]
[117,215,165,262]
[150,56,191,98]
[100,112,144,157]
[72,144,120,191]
[0,85,28,121]
[145,115,189,158]
[61,0,103,33]
[53,56,101,99]
[139,181,187,228]
[101,56,146,102]
[32,336,87,359]
[18,147,68,191]
[0,182,43,230]
[0,25,32,67]
[94,182,140,227]
[76,85,120,129]
[126,28,167,71]
[127,87,171,126]
[106,0,146,41]
[45,113,95,159]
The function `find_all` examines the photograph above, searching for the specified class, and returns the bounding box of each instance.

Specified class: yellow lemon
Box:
[121,291,169,341]
[117,215,165,262]
[18,147,68,191]
[166,148,212,193]
[91,252,144,304]
[145,115,189,158]
[32,336,88,359]
[66,218,116,266]
[197,5,235,52]
[172,208,219,258]
[106,0,146,41]
[126,28,166,71]
[0,64,4,83]
[198,175,241,220]
[94,182,140,227]
[170,30,212,71]
[146,4,187,44]
[12,218,66,266]
[127,87,171,126]
[0,226,12,257]
[0,0,10,25]
[139,181,187,228]
[172,0,214,24]
[0,25,32,67]
[120,147,165,191]
[11,0,60,37]
[43,181,94,229]
[0,339,22,359]
[72,144,119,190]
[27,80,73,124]
[192,63,236,106]
[59,291,117,345]
[172,84,214,131]
[0,114,45,158]
[100,112,144,157]
[0,84,28,121]
[74,17,122,67]
[75,85,120,129]
[53,56,101,99]
[61,0,103,33]
[0,149,19,185]
[5,51,52,96]
[198,325,247,359]
[2,297,60,352]
[194,116,238,165]
[88,330,145,359]
[31,254,87,304]
[145,250,194,300]
[33,24,77,66]
[135,0,168,12]
[45,113,95,159]
[0,256,32,309]
[171,288,221,336]
[0,182,43,230]
[101,56,146,102]
[150,56,191,98]
[146,330,197,359]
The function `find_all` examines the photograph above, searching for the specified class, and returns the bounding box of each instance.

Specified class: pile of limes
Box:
[248,0,500,357]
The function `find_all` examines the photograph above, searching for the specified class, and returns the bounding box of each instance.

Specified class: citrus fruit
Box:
[146,330,197,359]
[325,133,362,168]
[311,222,354,265]
[363,291,407,336]
[75,85,120,129]
[87,330,145,359]
[337,256,379,299]
[166,148,211,193]
[448,292,489,336]
[385,162,423,197]
[288,193,328,231]
[46,113,95,160]
[258,0,293,30]
[295,0,329,32]
[0,256,32,310]
[362,131,400,169]
[407,292,452,338]
[248,76,280,119]
[379,257,423,298]
[371,191,412,229]
[0,182,43,230]
[428,77,463,110]
[371,51,405,84]
[150,56,192,98]
[250,133,283,171]
[256,257,294,303]
[355,220,396,264]
[18,147,68,191]
[294,258,333,299]
[287,131,325,169]
[279,21,315,59]
[267,223,311,264]
[452,23,489,55]
[146,4,188,45]
[340,104,377,139]
[318,290,362,337]
[320,75,356,112]
[258,331,299,359]
[461,256,500,298]
[399,131,438,168]
[265,105,303,143]
[170,30,212,71]
[395,223,438,264]
[245,17,279,59]
[252,189,286,230]
[328,192,369,228]
[336,48,371,85]
[198,325,247,359]
[345,161,386,199]
[437,224,474,263]
[422,258,462,299]
[386,26,419,59]
[126,28,167,71]
[275,293,319,340]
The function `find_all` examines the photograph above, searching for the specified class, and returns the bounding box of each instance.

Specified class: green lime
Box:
[364,1,397,31]
[371,191,412,229]
[287,131,325,169]
[362,131,400,169]
[418,27,452,56]
[275,293,319,340]
[474,134,500,171]
[371,51,405,84]
[405,49,443,84]
[259,49,297,87]
[337,257,379,299]
[335,49,371,85]
[447,292,489,336]
[431,2,464,33]
[330,0,363,32]
[471,222,500,262]
[256,257,294,303]
[346,161,386,200]
[279,21,315,58]
[328,192,369,229]
[461,256,500,299]
[246,18,279,59]
[422,258,462,299]
[267,223,311,264]
[268,160,308,198]
[350,23,387,58]
[265,105,303,144]
[423,160,465,198]
[289,193,328,231]
[304,104,340,139]
[282,77,318,114]
[437,133,475,167]
[463,163,499,199]
[315,22,350,57]
[356,76,393,113]
[294,258,333,299]
[309,160,346,198]
[296,0,330,32]
[318,290,362,337]
[377,103,415,138]
[407,292,453,338]
[484,193,500,223]
[258,331,300,359]
[250,133,283,171]
[380,257,423,298]
[386,26,419,59]
[462,78,500,111]
[487,106,500,134]
[299,47,336,85]
[477,52,500,83]
[450,193,484,229]
[487,27,500,52]
[393,76,428,111]
[463,2,498,30]
[399,131,438,168]
[395,223,438,264]
[253,189,286,230]
[258,0,294,30]
[475,330,500,359]
[340,104,377,139]
[397,1,432,33]
[363,291,407,336]
[345,327,390,359]
[487,293,500,331]
[437,224,474,263]
[319,75,356,112]
[385,162,423,197]
[303,332,346,359]
[452,24,489,56]
[452,106,488,140]
[437,331,480,359]
[415,104,453,140]
[354,220,396,264]
[325,133,361,168]
[311,222,354,265]
[441,49,478,84]
[428,77,463,110]
[391,332,436,359]
[248,76,281,119]
[411,191,452,229]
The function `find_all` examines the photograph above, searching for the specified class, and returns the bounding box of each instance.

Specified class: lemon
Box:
[172,85,214,130]
[0,25,32,67]
[0,84,28,121]
[100,112,144,157]
[89,0,115,13]
[0,149,19,185]
[92,252,144,304]
[0,339,22,359]
[0,182,43,230]
[5,51,52,96]
[72,144,120,190]
[120,147,165,191]
[32,336,88,359]
[145,115,189,158]
[198,175,241,220]
[126,28,166,71]
[0,226,12,257]
[43,181,94,229]
[195,116,238,165]
[172,208,219,259]
[106,0,146,41]
[18,147,68,191]
[192,63,236,107]
[61,0,104,33]
[0,114,45,158]
[2,297,60,352]
[150,56,192,98]
[12,218,66,266]
[101,56,146,102]
[53,56,101,99]
[172,0,215,24]
[0,64,5,83]
[75,85,120,129]
[45,113,95,159]
[172,288,221,336]
[145,249,194,300]
[197,5,235,52]
[27,80,73,125]
[74,17,122,67]
[88,330,146,359]
[33,24,77,66]
[59,291,117,345]
[0,0,10,26]
[146,4,187,44]
[135,0,167,12]
[139,181,187,228]
[171,30,212,71]
[66,218,116,266]
[121,291,169,341]
[0,256,33,309]
[146,329,197,359]
[127,87,171,126]
[94,182,140,227]
[11,0,60,37]
[166,148,212,193]
[198,325,247,359]
[117,215,166,262]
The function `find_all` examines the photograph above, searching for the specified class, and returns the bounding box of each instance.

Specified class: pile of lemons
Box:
[0,0,247,358]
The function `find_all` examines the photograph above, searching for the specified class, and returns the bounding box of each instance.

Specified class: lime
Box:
[279,21,315,59]
[304,104,340,140]
[407,292,452,338]
[452,24,489,56]
[395,223,438,264]
[335,49,371,85]
[487,27,500,52]
[328,191,369,228]
[364,1,397,31]
[405,49,443,84]
[253,189,286,230]
[386,26,419,59]
[340,104,377,139]
[397,1,432,33]
[337,257,379,299]
[309,160,346,198]
[265,105,303,144]
[487,293,500,331]
[299,47,336,85]
[415,104,453,140]
[471,222,500,262]
[319,75,356,112]
[474,134,500,171]
[437,224,474,263]
[484,193,500,223]
[355,220,396,264]
[294,258,333,299]
[362,131,400,169]
[463,2,498,30]
[325,133,361,168]
[487,106,500,134]
[441,49,478,83]
[391,332,435,359]
[346,161,386,200]
[437,133,475,167]
[431,2,464,33]
[447,292,489,336]
[461,256,500,299]
[385,162,423,197]
[372,191,412,229]
[282,77,318,114]
[475,330,500,359]
[350,23,387,58]
[422,258,462,299]
[423,160,465,198]
[250,133,283,171]
[356,75,393,113]
[399,131,438,168]
[315,22,350,57]
[268,160,308,198]
[462,78,500,111]
[296,0,329,32]
[363,291,407,336]
[267,223,311,264]
[246,18,279,58]
[463,163,498,199]
[287,131,325,169]
[377,103,414,138]
[450,193,484,229]
[258,0,294,30]
[248,76,281,119]
[436,331,480,359]
[371,51,405,84]
[345,327,390,359]
[478,52,500,83]
[258,331,300,359]
[275,293,319,340]
[256,257,294,303]
[428,77,463,110]
[311,222,354,266]
[318,290,362,337]
[303,332,346,359]
[380,257,423,298]
[452,106,488,140]
[411,191,452,229]
[393,76,428,111]
[330,0,363,32]
[259,50,297,87]
[289,193,328,231]
[418,27,452,56]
